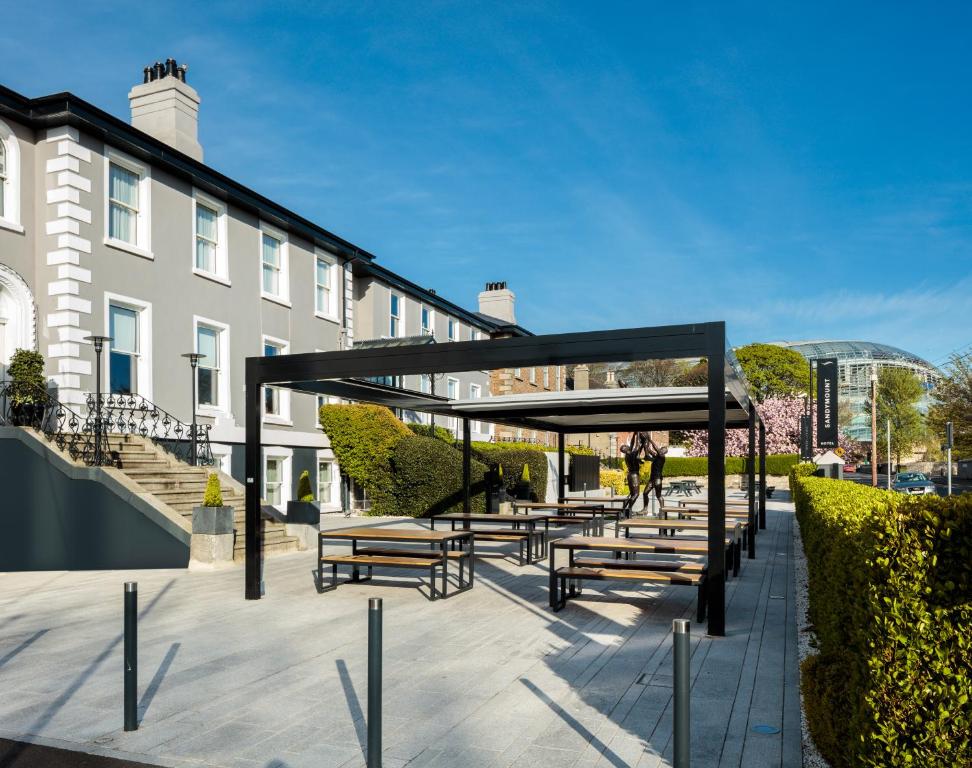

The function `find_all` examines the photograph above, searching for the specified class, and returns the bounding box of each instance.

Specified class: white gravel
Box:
[793,513,832,768]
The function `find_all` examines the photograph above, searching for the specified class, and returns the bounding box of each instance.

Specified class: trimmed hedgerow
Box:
[792,472,972,767]
[600,454,801,485]
[318,404,411,515]
[389,435,488,517]
[407,422,455,443]
[472,442,547,501]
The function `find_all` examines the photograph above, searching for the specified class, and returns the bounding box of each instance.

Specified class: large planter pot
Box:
[9,401,46,428]
[286,500,320,525]
[190,505,235,567]
[514,482,532,501]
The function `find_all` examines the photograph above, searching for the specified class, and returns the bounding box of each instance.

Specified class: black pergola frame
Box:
[243,321,765,637]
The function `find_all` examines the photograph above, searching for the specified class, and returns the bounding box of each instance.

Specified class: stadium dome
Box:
[773,340,942,441]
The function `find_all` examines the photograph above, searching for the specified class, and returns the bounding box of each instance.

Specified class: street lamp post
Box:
[182,352,203,466]
[85,335,112,466]
[870,368,878,488]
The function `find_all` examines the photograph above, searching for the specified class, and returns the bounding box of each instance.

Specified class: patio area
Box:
[0,500,801,768]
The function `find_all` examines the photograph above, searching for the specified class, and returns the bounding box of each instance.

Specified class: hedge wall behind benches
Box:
[599,454,800,491]
[791,469,972,767]
[471,442,548,501]
[390,435,488,516]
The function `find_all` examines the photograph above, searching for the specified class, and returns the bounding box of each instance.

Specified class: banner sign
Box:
[816,357,839,448]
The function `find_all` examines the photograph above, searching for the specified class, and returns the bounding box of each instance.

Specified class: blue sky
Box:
[3,2,971,366]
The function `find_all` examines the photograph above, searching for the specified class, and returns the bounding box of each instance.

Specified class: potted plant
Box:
[190,473,235,565]
[514,463,532,501]
[7,349,47,427]
[286,470,320,524]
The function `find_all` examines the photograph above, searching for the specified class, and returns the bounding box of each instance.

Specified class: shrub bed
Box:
[472,442,547,501]
[791,470,971,767]
[390,435,487,516]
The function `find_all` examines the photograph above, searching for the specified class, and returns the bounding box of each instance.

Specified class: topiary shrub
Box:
[390,434,487,516]
[407,422,455,443]
[520,463,530,483]
[792,472,972,767]
[7,348,46,409]
[319,404,411,515]
[472,442,547,501]
[296,469,314,502]
[203,472,223,507]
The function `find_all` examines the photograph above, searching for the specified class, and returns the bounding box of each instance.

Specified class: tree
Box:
[928,353,972,459]
[674,358,708,386]
[866,367,925,465]
[734,343,811,402]
[620,359,686,387]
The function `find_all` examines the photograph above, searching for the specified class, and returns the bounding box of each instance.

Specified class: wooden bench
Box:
[553,564,707,621]
[318,527,473,599]
[460,529,537,565]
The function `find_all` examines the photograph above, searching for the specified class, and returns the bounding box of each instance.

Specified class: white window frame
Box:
[262,447,293,511]
[103,292,153,401]
[513,367,522,379]
[104,148,152,259]
[259,222,290,306]
[316,452,341,510]
[193,315,230,416]
[261,334,291,424]
[447,318,457,342]
[314,250,339,321]
[191,189,229,285]
[471,329,482,341]
[529,367,537,385]
[421,305,434,336]
[389,292,404,338]
[469,383,482,434]
[543,367,550,389]
[0,120,22,232]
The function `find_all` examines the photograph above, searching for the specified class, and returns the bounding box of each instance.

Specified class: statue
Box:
[643,435,669,511]
[619,431,649,516]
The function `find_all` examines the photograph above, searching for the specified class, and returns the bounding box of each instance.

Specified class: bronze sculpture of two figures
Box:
[619,431,667,514]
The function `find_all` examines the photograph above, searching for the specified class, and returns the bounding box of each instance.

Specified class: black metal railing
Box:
[0,380,103,464]
[0,381,213,467]
[89,392,214,467]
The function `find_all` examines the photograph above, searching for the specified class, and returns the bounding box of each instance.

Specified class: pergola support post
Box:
[557,432,566,503]
[747,407,756,559]
[759,419,767,529]
[462,418,471,515]
[706,323,727,637]
[244,358,264,600]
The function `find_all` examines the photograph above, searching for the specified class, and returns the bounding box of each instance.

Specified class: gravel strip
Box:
[793,514,832,768]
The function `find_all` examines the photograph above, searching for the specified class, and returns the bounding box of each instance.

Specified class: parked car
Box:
[891,472,937,495]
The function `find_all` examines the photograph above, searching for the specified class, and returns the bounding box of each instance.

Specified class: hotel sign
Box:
[816,357,839,448]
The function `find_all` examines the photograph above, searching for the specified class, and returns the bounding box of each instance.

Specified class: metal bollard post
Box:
[124,582,138,732]
[673,618,690,767]
[368,597,382,768]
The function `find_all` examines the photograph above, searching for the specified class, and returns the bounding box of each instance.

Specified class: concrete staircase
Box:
[107,434,301,561]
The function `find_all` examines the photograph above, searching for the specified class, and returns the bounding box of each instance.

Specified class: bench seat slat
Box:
[357,547,468,560]
[321,554,442,568]
[572,557,705,573]
[556,566,703,586]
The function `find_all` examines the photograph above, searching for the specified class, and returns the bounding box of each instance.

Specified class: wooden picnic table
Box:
[664,480,702,496]
[617,518,743,575]
[427,513,549,563]
[547,535,727,619]
[563,495,627,506]
[318,527,474,599]
[513,501,613,534]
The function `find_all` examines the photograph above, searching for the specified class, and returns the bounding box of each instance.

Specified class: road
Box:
[842,470,972,496]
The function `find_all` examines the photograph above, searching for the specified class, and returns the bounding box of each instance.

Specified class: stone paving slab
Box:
[0,506,800,767]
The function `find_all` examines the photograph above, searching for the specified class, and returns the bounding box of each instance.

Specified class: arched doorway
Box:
[0,263,36,367]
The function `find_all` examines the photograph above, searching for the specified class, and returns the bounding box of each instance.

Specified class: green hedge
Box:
[792,472,972,766]
[406,422,455,443]
[602,454,800,481]
[390,435,487,516]
[471,442,547,501]
[319,404,410,514]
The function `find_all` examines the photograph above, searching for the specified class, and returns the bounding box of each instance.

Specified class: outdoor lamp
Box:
[182,352,204,466]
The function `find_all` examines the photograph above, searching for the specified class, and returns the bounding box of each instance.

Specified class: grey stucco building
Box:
[0,61,531,513]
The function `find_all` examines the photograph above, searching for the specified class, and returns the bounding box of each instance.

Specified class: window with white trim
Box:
[419,374,432,394]
[195,321,230,410]
[262,337,290,420]
[262,234,281,295]
[315,253,337,318]
[447,377,459,434]
[260,224,289,303]
[0,120,21,229]
[543,367,550,389]
[472,329,482,341]
[448,319,457,341]
[513,367,522,379]
[192,191,228,281]
[421,306,433,336]
[105,150,150,254]
[389,293,403,337]
[265,456,284,505]
[469,383,482,433]
[318,459,335,504]
[108,304,139,395]
[529,367,537,385]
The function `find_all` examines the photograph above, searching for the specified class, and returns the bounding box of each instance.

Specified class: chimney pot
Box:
[478,281,516,325]
[129,59,203,161]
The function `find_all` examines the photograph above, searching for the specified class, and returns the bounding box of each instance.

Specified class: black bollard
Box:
[124,582,138,731]
[368,597,382,768]
[673,618,690,767]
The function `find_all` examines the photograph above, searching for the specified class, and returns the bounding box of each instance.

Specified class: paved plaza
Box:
[0,501,801,768]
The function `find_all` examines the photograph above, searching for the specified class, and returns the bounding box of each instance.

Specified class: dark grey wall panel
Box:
[0,438,189,571]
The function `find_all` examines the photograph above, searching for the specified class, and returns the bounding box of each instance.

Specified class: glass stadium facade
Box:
[774,340,942,442]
